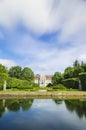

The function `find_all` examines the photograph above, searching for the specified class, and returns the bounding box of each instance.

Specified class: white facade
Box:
[35,74,52,87]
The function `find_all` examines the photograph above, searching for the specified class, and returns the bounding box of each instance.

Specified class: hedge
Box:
[7,77,22,89]
[53,84,67,90]
[79,73,86,90]
[6,77,39,90]
[62,78,79,89]
[0,73,8,90]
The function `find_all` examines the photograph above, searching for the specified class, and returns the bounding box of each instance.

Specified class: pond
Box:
[0,98,86,130]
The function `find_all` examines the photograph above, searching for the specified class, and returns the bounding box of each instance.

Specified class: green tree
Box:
[9,66,22,79]
[73,66,83,77]
[0,64,8,73]
[52,72,63,85]
[82,63,86,72]
[21,67,34,81]
[64,67,74,79]
[73,60,80,67]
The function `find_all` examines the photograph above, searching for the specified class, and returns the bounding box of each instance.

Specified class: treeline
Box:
[52,60,86,90]
[0,64,38,90]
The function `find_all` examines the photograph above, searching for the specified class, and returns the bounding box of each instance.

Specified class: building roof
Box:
[35,74,52,80]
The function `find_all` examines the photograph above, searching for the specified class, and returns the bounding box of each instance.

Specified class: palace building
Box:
[34,74,52,87]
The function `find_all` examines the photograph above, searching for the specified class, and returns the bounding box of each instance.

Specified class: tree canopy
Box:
[9,66,22,79]
[21,67,34,81]
[52,72,63,85]
[0,64,8,74]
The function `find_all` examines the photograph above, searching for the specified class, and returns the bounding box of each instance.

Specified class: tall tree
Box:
[73,66,83,77]
[0,64,8,73]
[64,67,74,79]
[9,66,22,79]
[73,60,80,67]
[21,67,34,81]
[52,72,63,85]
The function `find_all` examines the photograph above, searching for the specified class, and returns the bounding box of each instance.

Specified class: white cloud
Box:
[0,0,86,74]
[0,0,86,37]
[8,33,86,74]
[0,59,16,68]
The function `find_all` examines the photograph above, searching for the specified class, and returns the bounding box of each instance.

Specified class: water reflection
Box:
[0,98,86,130]
[64,99,86,119]
[0,99,33,117]
[53,99,63,104]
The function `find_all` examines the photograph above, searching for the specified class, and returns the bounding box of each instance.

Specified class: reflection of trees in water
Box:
[6,100,20,112]
[53,99,63,105]
[0,100,5,117]
[0,99,33,118]
[20,99,33,111]
[6,99,33,112]
[65,100,86,119]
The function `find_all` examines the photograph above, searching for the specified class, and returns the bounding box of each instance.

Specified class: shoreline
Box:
[0,91,86,99]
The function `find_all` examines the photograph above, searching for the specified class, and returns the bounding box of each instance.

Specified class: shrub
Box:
[79,73,86,90]
[17,80,33,89]
[62,78,79,89]
[53,84,67,90]
[47,83,53,87]
[7,77,22,89]
[6,77,39,90]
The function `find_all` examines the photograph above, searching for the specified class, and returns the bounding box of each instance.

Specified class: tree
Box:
[52,72,63,85]
[73,60,80,67]
[9,66,22,79]
[21,67,34,81]
[64,67,74,79]
[73,66,83,77]
[82,63,86,72]
[0,64,8,73]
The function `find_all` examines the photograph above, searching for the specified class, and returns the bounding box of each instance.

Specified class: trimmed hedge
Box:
[0,73,8,90]
[79,73,86,90]
[6,77,39,90]
[53,84,67,90]
[7,77,22,89]
[62,78,79,89]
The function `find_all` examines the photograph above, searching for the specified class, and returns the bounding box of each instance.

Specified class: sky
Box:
[0,0,86,74]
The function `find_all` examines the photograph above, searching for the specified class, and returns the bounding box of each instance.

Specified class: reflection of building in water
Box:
[35,74,52,87]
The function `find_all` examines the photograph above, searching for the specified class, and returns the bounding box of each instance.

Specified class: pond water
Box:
[0,98,86,130]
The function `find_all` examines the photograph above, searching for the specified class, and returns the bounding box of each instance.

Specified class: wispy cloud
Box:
[0,59,16,68]
[0,0,86,74]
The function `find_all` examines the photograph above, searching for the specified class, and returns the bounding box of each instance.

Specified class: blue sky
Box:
[0,0,86,74]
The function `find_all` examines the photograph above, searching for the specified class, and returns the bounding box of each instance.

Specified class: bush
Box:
[6,77,39,90]
[17,80,33,89]
[47,83,53,87]
[53,84,67,90]
[79,73,86,90]
[7,77,22,89]
[0,73,8,90]
[62,78,79,89]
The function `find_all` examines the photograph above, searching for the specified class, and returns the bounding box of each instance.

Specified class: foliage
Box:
[79,73,86,90]
[64,67,74,79]
[73,60,80,67]
[0,64,8,73]
[82,64,86,72]
[7,77,22,89]
[21,67,34,81]
[73,66,83,78]
[52,72,63,85]
[53,84,67,90]
[9,66,22,79]
[62,78,79,89]
[47,83,53,87]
